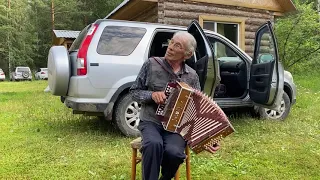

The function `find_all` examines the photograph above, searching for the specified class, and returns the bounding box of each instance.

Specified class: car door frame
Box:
[187,20,220,91]
[249,21,284,110]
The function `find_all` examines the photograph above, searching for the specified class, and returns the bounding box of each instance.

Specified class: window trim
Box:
[199,15,245,51]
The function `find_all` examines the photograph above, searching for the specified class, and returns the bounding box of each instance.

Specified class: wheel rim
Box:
[264,99,286,119]
[124,101,141,131]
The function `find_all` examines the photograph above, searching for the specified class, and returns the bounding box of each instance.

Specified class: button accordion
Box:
[156,81,235,154]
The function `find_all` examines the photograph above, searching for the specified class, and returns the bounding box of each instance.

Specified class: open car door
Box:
[187,20,220,92]
[249,21,284,110]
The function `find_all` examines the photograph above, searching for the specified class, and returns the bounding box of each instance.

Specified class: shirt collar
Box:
[163,58,189,75]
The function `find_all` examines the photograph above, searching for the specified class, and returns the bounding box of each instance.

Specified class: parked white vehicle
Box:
[10,67,32,81]
[35,68,48,80]
[0,68,5,81]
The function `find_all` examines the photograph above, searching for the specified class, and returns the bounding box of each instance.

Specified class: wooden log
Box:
[245,39,270,46]
[245,32,256,39]
[245,25,263,32]
[164,2,271,19]
[165,10,200,19]
[245,18,269,26]
[164,17,193,26]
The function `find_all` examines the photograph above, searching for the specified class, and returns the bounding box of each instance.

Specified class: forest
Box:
[0,0,319,75]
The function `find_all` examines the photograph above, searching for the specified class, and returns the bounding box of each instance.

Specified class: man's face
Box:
[164,35,189,62]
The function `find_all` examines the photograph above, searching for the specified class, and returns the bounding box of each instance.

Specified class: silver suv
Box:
[48,19,296,137]
[10,66,32,81]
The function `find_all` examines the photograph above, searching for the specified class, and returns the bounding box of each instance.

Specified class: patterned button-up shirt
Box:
[130,57,201,123]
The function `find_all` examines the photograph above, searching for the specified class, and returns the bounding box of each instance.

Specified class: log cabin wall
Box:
[132,3,158,23]
[157,0,275,57]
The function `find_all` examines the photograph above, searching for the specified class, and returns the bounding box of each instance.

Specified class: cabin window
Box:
[203,21,239,46]
[199,15,245,51]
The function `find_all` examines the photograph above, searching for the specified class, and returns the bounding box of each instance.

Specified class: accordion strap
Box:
[152,57,180,81]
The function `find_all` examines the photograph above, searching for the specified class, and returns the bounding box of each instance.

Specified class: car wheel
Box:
[22,71,29,78]
[113,93,141,137]
[257,92,291,120]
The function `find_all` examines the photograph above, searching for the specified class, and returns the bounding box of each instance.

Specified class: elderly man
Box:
[130,31,218,180]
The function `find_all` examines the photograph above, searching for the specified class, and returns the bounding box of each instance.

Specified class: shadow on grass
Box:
[38,107,258,140]
[43,114,124,138]
[224,107,255,120]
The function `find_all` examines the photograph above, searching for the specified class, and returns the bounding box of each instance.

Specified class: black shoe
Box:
[159,176,171,180]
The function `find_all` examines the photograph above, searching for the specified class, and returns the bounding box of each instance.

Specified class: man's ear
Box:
[184,51,193,60]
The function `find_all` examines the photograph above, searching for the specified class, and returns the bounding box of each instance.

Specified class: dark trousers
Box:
[138,120,186,180]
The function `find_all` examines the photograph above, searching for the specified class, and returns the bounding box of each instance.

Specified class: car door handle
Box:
[90,63,99,66]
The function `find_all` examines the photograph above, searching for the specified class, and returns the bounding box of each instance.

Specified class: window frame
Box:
[199,15,246,51]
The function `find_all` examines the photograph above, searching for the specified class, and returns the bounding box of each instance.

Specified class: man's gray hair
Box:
[173,31,197,55]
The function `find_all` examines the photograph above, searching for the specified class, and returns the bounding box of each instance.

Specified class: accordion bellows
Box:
[156,82,234,154]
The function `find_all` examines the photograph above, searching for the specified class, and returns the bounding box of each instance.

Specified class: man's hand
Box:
[152,91,167,104]
[205,143,220,154]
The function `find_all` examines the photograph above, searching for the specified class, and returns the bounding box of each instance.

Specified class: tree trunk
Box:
[318,0,320,21]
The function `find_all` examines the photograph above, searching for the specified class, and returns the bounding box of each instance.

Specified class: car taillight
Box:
[77,24,98,76]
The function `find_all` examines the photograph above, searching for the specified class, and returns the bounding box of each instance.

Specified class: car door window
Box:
[187,21,218,92]
[97,26,146,56]
[256,33,276,64]
[205,36,246,97]
[207,36,241,63]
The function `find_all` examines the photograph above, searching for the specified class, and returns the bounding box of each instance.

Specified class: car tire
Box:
[47,46,70,96]
[113,93,141,137]
[22,71,29,78]
[257,92,291,120]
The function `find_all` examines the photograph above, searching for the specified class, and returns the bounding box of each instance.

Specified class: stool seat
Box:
[130,137,191,180]
[130,137,142,149]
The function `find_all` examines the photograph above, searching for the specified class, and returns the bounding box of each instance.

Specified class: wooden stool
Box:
[130,137,191,180]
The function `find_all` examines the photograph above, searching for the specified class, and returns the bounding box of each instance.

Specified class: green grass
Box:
[0,77,319,180]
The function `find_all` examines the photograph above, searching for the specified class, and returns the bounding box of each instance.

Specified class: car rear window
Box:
[17,68,30,72]
[97,26,146,56]
[69,25,91,51]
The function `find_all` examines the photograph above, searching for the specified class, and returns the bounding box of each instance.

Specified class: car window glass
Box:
[69,25,91,51]
[256,30,276,64]
[207,36,241,63]
[204,36,245,95]
[17,68,30,72]
[97,26,146,56]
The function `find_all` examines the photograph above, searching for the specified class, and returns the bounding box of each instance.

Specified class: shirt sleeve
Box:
[130,59,153,103]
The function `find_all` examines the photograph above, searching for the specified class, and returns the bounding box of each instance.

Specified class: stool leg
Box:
[131,148,137,180]
[185,147,191,180]
[174,166,180,180]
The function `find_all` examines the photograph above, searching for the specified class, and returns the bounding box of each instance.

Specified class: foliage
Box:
[0,0,122,76]
[0,77,319,179]
[275,1,320,72]
[1,0,320,75]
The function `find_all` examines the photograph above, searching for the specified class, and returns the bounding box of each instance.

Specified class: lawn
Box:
[0,75,319,180]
